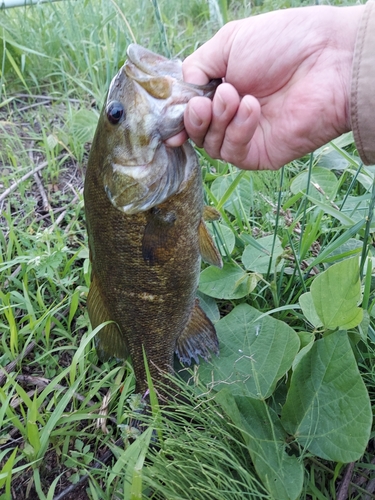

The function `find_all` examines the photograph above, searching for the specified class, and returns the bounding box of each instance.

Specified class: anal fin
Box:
[198,219,223,268]
[175,299,219,365]
[87,275,128,361]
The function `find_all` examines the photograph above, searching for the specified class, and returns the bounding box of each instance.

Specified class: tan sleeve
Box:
[350,0,375,165]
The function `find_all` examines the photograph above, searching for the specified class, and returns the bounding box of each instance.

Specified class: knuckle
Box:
[204,141,221,159]
[220,142,248,165]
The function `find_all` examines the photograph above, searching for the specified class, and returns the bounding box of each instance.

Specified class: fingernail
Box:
[189,106,203,128]
[213,93,226,117]
[234,98,252,125]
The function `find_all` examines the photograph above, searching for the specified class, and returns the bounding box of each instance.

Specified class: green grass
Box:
[1,0,375,499]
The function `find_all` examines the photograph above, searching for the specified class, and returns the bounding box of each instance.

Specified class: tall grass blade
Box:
[150,0,170,57]
[307,218,366,270]
[0,447,18,496]
[266,167,284,280]
[142,346,163,444]
[5,47,30,92]
[216,169,247,211]
[359,177,375,278]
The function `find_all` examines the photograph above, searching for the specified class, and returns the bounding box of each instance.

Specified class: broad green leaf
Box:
[338,196,375,233]
[292,332,315,371]
[332,131,355,148]
[199,263,258,299]
[315,149,350,171]
[198,304,300,399]
[314,132,355,168]
[347,169,374,191]
[310,257,363,330]
[330,140,361,168]
[216,389,303,500]
[290,167,338,201]
[242,234,284,274]
[322,238,363,264]
[196,291,220,323]
[299,292,323,328]
[339,194,375,228]
[306,196,355,226]
[297,331,315,349]
[357,310,370,343]
[281,330,372,462]
[292,338,314,371]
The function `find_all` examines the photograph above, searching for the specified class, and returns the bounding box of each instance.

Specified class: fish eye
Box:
[106,101,125,125]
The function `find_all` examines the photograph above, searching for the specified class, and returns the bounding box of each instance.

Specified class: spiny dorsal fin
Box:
[175,299,219,365]
[203,205,221,222]
[87,275,128,361]
[198,219,223,268]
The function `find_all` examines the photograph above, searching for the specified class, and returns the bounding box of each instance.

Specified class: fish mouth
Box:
[127,44,183,79]
[125,44,222,100]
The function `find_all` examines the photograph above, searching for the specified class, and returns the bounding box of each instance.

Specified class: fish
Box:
[84,44,222,396]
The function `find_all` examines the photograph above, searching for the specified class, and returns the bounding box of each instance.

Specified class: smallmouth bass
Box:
[84,44,222,395]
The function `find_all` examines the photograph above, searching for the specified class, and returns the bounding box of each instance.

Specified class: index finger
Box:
[182,21,237,85]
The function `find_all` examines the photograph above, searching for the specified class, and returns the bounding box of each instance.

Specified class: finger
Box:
[182,22,237,84]
[201,83,241,158]
[164,130,188,147]
[219,95,261,169]
[184,96,213,148]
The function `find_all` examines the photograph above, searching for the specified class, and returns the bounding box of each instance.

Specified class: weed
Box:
[1,0,374,499]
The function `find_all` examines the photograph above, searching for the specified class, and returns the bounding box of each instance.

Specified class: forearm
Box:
[350,0,375,165]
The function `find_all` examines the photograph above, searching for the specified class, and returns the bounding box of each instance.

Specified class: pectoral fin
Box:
[175,300,219,365]
[203,205,221,222]
[87,275,128,361]
[198,219,223,268]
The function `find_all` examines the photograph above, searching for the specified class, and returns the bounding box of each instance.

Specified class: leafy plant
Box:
[1,0,374,498]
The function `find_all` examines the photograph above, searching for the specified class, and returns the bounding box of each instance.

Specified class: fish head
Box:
[95,44,221,214]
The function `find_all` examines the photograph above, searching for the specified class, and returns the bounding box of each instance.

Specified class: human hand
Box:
[166,5,364,170]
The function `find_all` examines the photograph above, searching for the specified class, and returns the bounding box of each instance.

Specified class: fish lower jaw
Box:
[112,162,150,180]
